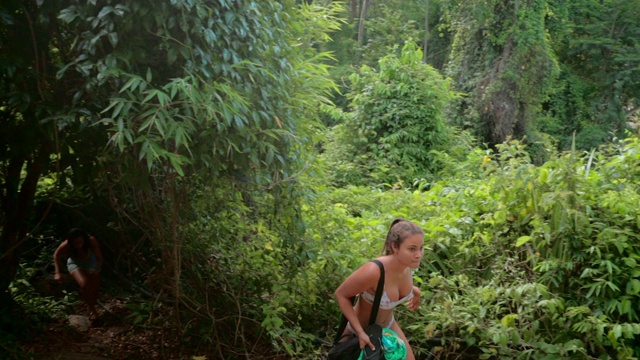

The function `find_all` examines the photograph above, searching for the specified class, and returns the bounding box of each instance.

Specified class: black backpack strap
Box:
[368,259,385,325]
[332,260,386,344]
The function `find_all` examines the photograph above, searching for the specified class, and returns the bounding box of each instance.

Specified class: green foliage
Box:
[418,275,580,358]
[319,0,453,123]
[358,5,423,68]
[9,264,73,325]
[322,41,459,187]
[55,0,334,182]
[1,1,341,358]
[295,136,640,358]
[125,300,156,326]
[321,0,428,70]
[173,179,328,357]
[419,138,640,357]
[545,0,640,150]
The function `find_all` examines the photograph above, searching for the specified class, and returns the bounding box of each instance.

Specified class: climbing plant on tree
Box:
[443,0,559,161]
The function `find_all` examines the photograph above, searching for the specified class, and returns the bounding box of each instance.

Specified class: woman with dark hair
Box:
[53,228,104,319]
[334,218,424,360]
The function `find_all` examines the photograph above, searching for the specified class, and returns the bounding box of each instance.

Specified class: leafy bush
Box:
[321,41,460,188]
[9,264,73,324]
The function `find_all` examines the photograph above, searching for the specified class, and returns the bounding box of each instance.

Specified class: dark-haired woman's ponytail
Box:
[383,218,405,255]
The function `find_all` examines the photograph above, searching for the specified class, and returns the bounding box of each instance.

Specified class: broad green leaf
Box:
[516,236,531,247]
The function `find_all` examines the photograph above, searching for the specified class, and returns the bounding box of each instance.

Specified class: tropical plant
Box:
[322,41,459,187]
[545,0,640,149]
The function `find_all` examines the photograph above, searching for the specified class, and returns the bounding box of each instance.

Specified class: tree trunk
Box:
[356,0,370,64]
[350,0,358,22]
[423,0,429,63]
[0,145,49,301]
[167,172,183,327]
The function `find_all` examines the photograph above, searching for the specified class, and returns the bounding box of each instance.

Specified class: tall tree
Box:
[423,0,429,63]
[444,0,559,154]
[356,0,370,63]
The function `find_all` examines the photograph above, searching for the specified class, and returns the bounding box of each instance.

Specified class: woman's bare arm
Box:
[334,262,380,350]
[53,240,69,280]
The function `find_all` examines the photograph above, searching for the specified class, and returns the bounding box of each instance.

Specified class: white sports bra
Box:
[361,288,414,310]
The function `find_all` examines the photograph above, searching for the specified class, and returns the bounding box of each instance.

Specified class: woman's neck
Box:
[382,254,408,274]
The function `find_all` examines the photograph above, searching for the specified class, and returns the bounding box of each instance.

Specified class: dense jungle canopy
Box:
[1,0,640,359]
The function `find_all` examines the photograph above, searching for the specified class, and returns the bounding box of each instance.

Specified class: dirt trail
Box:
[22,295,186,360]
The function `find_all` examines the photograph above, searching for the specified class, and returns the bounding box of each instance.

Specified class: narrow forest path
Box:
[21,294,188,360]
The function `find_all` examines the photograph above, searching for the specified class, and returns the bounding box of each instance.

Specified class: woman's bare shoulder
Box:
[54,240,69,254]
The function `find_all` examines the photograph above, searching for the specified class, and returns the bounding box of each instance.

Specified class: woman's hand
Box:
[357,330,375,351]
[407,286,421,311]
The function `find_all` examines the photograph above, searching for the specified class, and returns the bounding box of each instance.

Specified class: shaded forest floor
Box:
[0,266,298,360]
[19,294,190,360]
